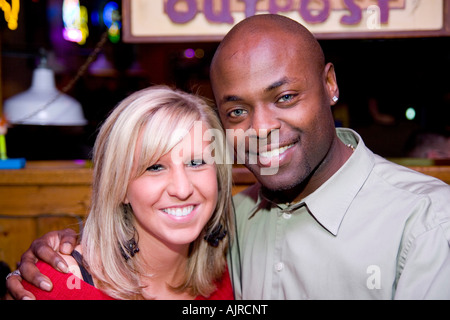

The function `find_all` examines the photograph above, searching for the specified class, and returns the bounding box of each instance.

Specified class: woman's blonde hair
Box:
[81,85,233,299]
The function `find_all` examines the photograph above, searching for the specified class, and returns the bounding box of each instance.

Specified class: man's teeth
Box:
[163,205,194,217]
[259,143,294,158]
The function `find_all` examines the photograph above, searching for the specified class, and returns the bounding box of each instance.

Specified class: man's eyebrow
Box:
[220,77,293,103]
[222,95,242,103]
[264,77,291,93]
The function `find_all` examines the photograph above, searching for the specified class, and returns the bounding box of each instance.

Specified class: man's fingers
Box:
[18,240,66,292]
[58,228,78,254]
[5,274,36,300]
[18,251,54,291]
[28,230,73,273]
[6,228,79,299]
[31,241,69,273]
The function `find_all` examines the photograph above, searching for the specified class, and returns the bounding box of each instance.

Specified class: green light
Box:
[406,107,416,120]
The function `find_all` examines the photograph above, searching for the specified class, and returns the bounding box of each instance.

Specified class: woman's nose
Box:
[166,166,194,200]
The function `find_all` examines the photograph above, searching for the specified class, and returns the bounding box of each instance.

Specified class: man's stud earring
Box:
[332,96,339,103]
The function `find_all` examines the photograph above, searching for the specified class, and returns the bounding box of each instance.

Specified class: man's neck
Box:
[261,137,353,204]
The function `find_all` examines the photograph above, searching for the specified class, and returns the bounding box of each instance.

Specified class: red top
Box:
[23,261,234,300]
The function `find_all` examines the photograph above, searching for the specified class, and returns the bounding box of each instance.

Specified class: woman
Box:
[22,86,234,300]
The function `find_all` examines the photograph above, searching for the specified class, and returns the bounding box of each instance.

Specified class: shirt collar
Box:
[303,128,375,235]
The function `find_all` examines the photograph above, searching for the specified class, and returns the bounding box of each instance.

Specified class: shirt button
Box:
[282,212,292,219]
[275,262,284,272]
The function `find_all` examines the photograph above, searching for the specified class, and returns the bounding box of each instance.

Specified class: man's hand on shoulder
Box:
[6,228,79,300]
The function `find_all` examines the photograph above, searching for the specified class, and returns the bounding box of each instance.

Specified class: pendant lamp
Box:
[3,59,87,126]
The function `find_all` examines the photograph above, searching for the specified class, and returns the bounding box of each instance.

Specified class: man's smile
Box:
[258,142,295,159]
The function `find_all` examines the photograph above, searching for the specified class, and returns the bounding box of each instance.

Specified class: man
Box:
[7,14,450,299]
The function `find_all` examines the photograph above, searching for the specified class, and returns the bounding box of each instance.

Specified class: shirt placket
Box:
[269,206,283,299]
[268,203,294,299]
[271,202,307,299]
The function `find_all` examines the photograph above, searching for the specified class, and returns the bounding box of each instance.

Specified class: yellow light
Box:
[0,0,20,30]
[78,5,89,45]
[62,1,89,45]
[195,49,205,59]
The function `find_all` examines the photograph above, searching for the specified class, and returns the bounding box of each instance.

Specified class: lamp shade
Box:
[4,66,87,126]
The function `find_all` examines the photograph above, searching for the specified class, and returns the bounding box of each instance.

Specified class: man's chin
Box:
[248,165,298,191]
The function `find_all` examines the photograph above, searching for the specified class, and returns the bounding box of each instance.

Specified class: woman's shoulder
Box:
[61,245,83,279]
[22,252,114,300]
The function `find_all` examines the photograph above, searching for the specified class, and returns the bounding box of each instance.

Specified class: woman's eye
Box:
[188,159,205,167]
[146,164,163,172]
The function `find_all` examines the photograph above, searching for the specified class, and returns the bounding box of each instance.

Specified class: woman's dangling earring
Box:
[204,224,227,247]
[120,204,140,260]
[121,237,139,261]
[123,203,130,215]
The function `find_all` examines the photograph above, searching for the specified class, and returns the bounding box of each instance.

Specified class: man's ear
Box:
[324,62,339,105]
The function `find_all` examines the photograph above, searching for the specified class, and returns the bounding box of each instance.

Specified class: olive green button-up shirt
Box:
[228,128,450,299]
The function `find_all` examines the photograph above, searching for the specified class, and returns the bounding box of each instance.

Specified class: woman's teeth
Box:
[162,205,194,217]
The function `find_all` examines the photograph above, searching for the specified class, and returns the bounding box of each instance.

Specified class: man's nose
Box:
[249,104,281,140]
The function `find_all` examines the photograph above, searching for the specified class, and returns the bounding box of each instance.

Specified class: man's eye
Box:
[229,109,247,118]
[188,159,205,167]
[146,164,163,172]
[278,94,294,103]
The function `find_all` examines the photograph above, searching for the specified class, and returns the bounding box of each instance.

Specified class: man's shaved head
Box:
[211,14,325,78]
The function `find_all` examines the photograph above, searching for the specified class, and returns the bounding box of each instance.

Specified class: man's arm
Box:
[393,222,450,299]
[6,229,78,300]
